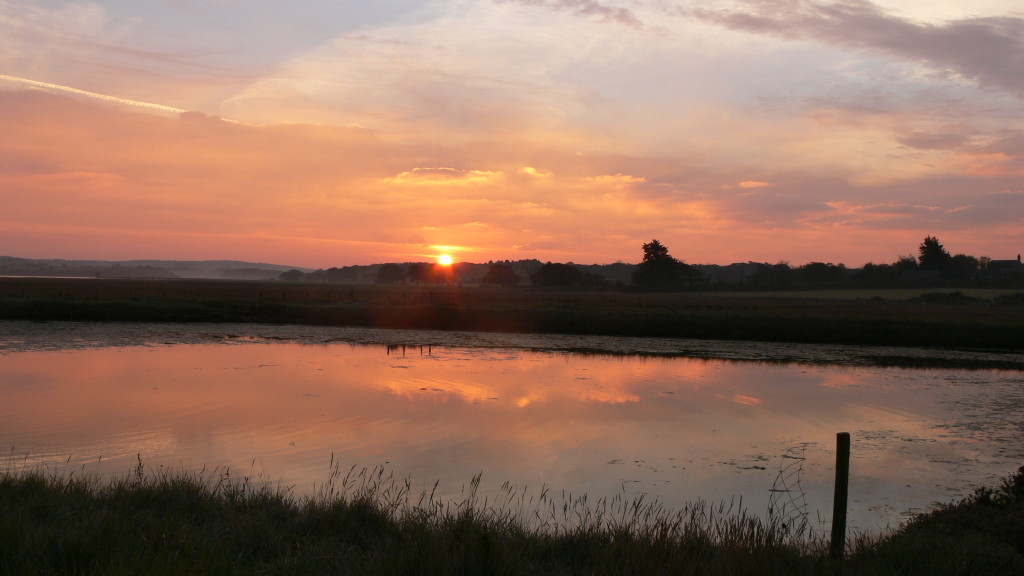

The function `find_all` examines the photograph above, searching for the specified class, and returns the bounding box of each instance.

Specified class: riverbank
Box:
[3,319,1023,372]
[1,461,1020,575]
[2,277,1023,353]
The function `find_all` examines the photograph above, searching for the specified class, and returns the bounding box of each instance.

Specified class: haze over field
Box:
[1,0,1022,268]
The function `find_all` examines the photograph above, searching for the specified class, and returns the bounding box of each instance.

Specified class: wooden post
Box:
[830,432,851,559]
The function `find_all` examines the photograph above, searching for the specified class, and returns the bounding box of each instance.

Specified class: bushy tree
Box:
[750,262,792,288]
[374,263,406,284]
[855,262,898,285]
[948,254,979,280]
[641,239,671,263]
[325,267,357,283]
[895,254,918,273]
[631,239,702,291]
[531,263,583,287]
[406,263,431,284]
[798,262,847,284]
[480,263,521,287]
[915,236,980,280]
[918,236,953,271]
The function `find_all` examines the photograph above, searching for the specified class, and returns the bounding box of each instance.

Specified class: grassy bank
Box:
[2,461,1021,575]
[2,277,1023,351]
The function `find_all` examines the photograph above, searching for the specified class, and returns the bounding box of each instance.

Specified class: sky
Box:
[1,0,1022,268]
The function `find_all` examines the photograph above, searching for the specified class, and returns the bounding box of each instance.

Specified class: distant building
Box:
[982,254,1023,280]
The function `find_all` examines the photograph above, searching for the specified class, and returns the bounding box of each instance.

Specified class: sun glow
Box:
[437,254,453,266]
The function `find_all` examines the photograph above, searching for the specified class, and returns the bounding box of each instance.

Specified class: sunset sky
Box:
[2,0,1022,268]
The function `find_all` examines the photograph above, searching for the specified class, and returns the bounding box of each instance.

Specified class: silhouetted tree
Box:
[374,263,406,284]
[642,239,671,263]
[480,263,521,287]
[279,269,305,282]
[895,254,918,273]
[798,262,847,284]
[631,239,701,290]
[406,263,427,284]
[855,262,898,286]
[325,267,357,283]
[531,263,583,287]
[750,261,792,288]
[301,269,324,282]
[406,262,456,284]
[948,254,979,280]
[918,236,952,272]
[580,271,609,289]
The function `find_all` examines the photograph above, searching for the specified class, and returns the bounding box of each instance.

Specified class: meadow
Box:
[1,277,1022,353]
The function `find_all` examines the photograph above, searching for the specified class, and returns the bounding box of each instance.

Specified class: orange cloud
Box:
[382,167,506,186]
[3,87,1023,268]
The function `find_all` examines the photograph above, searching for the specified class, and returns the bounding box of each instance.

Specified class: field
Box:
[711,288,1023,300]
[2,277,1023,354]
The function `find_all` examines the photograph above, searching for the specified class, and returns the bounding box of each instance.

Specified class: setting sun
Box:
[1,0,1021,269]
[437,254,453,266]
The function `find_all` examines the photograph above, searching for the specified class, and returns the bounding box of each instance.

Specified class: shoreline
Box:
[2,276,1022,361]
[3,319,1024,371]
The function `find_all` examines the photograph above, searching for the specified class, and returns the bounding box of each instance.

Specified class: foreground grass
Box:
[2,462,1021,575]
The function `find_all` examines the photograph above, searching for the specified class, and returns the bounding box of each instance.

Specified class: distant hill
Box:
[0,256,312,280]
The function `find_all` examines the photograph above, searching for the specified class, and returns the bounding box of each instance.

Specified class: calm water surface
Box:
[2,321,1022,534]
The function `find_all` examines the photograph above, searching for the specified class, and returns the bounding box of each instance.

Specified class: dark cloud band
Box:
[682,0,1024,99]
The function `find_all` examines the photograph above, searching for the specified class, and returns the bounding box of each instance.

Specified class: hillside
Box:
[0,256,311,281]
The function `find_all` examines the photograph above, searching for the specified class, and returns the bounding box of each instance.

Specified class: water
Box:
[1,321,1022,534]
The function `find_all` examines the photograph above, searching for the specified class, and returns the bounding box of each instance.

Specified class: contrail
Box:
[0,74,186,114]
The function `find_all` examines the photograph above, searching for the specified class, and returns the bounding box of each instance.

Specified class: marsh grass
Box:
[4,453,1022,575]
[3,278,1023,352]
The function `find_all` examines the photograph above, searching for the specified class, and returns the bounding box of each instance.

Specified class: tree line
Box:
[280,236,1023,291]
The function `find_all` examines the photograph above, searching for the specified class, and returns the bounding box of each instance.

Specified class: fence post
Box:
[830,432,851,559]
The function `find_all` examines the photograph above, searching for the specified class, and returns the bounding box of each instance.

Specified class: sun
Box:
[437,254,453,266]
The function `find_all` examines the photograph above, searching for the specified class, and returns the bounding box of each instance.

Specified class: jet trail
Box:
[0,74,186,114]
